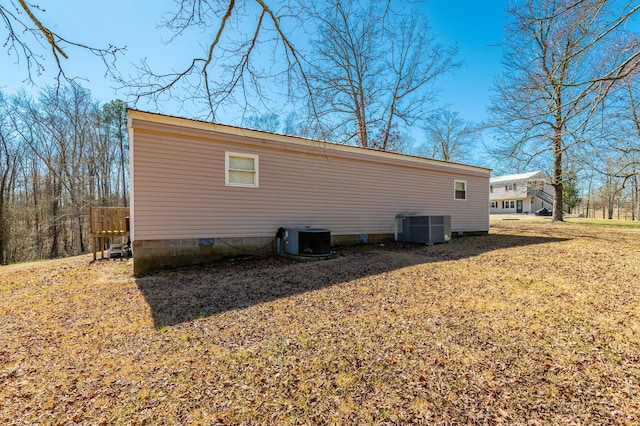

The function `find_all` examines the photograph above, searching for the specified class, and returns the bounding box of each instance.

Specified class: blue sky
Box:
[1,0,509,127]
[421,1,507,124]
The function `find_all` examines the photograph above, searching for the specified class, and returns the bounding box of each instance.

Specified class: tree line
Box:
[2,0,477,159]
[0,87,127,265]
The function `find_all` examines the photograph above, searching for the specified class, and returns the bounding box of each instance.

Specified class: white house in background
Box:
[490,171,554,214]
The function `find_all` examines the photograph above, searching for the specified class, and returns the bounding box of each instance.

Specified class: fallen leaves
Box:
[1,220,640,424]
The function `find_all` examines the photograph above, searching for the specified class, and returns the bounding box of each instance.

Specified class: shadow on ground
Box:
[135,233,567,328]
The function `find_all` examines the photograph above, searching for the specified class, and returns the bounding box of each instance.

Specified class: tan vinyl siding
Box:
[129,112,490,241]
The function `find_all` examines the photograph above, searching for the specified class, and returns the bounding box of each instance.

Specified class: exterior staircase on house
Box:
[528,189,568,212]
[532,189,554,205]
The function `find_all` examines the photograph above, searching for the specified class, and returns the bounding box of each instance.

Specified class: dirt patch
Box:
[1,221,639,424]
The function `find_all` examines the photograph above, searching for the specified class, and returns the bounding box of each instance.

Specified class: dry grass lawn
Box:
[1,218,640,424]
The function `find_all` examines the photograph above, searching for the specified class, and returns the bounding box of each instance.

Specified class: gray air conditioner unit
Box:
[395,215,451,244]
[285,228,331,256]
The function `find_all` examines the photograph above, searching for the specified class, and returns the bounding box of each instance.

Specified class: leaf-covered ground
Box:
[1,218,639,424]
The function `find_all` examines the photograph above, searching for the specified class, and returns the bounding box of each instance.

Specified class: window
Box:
[454,180,467,200]
[507,183,514,191]
[490,201,498,208]
[510,200,515,208]
[490,185,493,193]
[226,152,258,187]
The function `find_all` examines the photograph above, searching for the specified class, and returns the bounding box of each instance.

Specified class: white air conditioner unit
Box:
[395,215,451,244]
[284,228,331,255]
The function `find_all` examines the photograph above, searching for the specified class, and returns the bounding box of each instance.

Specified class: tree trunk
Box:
[381,97,397,151]
[607,195,615,220]
[69,189,84,255]
[355,97,368,148]
[631,172,640,220]
[74,213,83,256]
[0,170,7,265]
[552,126,564,221]
[49,177,61,258]
[32,165,42,259]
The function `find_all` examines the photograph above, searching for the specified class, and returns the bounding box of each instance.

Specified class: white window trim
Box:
[454,180,467,200]
[225,152,259,188]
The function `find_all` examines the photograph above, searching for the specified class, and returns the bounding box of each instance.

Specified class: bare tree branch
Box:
[124,0,315,121]
[303,0,458,151]
[421,109,479,162]
[488,0,639,221]
[1,1,125,87]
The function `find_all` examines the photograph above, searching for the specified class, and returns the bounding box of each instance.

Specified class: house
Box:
[489,171,554,214]
[128,110,491,273]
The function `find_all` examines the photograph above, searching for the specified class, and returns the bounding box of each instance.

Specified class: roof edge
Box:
[128,109,492,175]
[490,170,550,183]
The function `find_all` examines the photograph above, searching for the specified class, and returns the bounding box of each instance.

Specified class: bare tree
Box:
[242,113,281,133]
[597,156,626,219]
[0,1,124,86]
[0,88,129,264]
[488,0,640,221]
[17,86,100,256]
[4,0,456,132]
[124,0,313,120]
[3,1,309,119]
[304,0,458,151]
[620,73,640,220]
[0,92,23,264]
[101,100,129,207]
[581,58,640,220]
[421,109,478,162]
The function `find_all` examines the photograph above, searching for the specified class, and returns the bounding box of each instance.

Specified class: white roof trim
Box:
[490,170,549,184]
